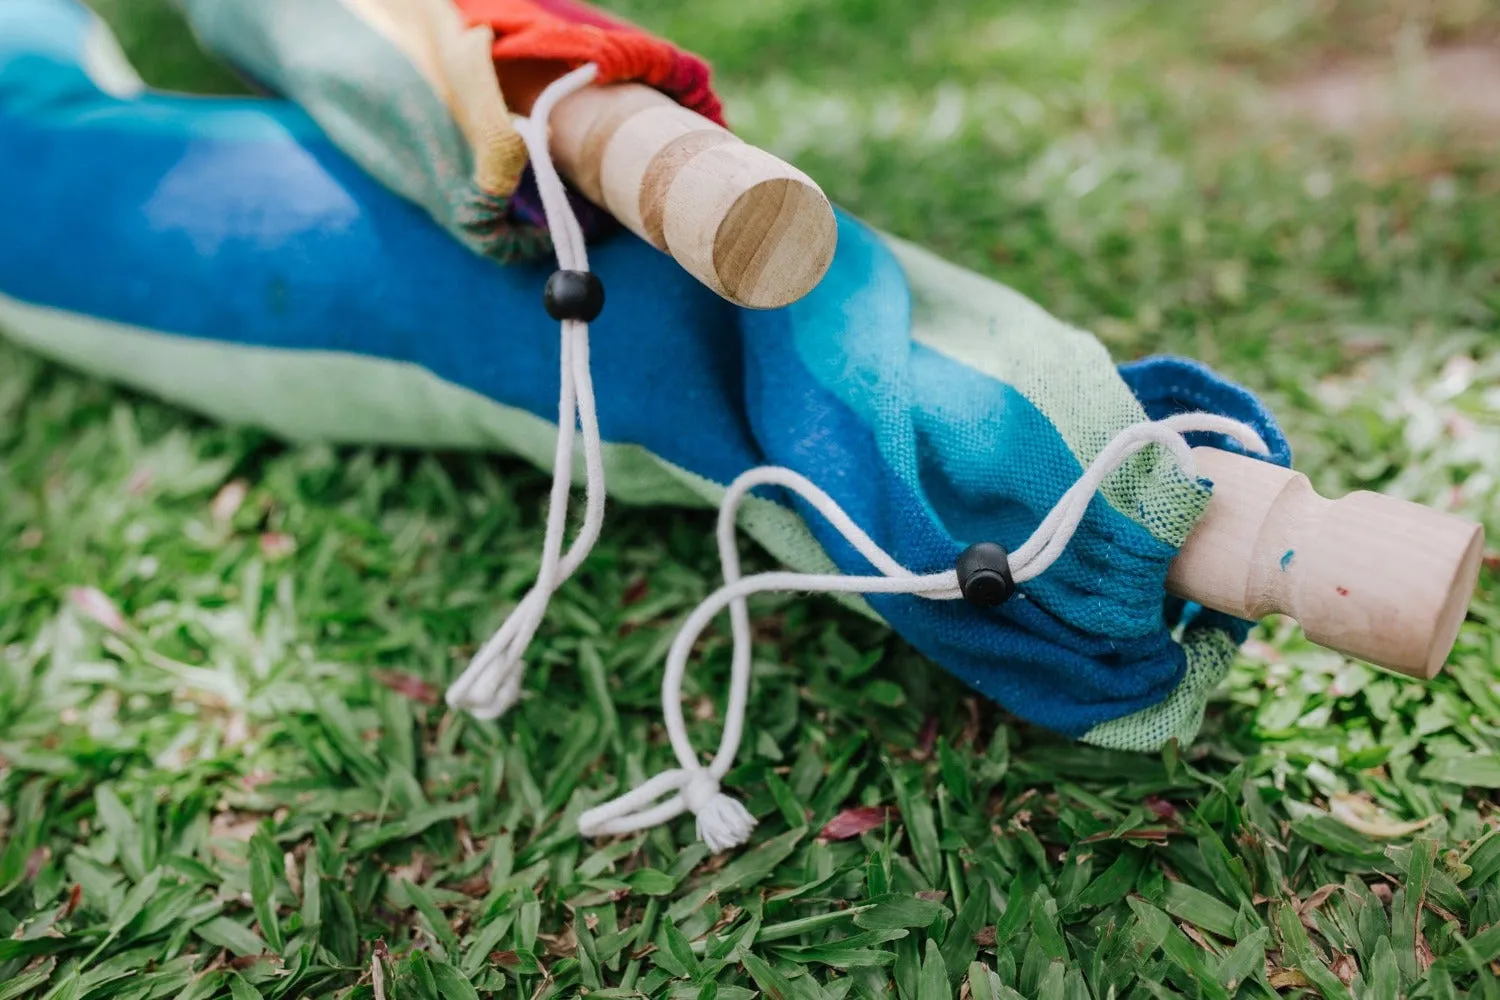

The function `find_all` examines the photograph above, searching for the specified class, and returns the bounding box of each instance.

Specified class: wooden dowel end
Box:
[549,83,837,310]
[1168,448,1485,680]
[539,79,1486,681]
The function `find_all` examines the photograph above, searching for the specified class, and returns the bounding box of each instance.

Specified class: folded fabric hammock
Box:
[0,0,1290,847]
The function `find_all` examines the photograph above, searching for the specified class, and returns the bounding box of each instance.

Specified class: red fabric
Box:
[526,0,627,31]
[454,0,725,127]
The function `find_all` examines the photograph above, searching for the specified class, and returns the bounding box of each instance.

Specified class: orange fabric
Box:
[453,0,725,126]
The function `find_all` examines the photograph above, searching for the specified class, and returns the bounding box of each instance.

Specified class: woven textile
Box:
[174,0,719,260]
[0,0,1291,748]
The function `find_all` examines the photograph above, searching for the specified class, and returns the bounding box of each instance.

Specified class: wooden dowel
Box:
[1168,448,1485,680]
[548,82,838,310]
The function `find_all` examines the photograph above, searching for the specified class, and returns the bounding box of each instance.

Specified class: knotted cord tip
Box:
[576,809,609,841]
[684,771,756,853]
[467,687,522,722]
[447,657,524,721]
[695,798,757,854]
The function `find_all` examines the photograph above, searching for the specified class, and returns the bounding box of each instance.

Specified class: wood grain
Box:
[550,83,837,309]
[1169,448,1484,680]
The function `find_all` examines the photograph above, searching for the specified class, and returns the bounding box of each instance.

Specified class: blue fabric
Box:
[0,0,1291,740]
[1120,355,1294,646]
[742,233,1220,729]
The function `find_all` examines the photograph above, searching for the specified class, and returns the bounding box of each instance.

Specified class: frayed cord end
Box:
[577,768,757,853]
[445,649,526,721]
[683,771,757,853]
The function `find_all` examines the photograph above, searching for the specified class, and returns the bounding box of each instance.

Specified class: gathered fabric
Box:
[576,415,1269,850]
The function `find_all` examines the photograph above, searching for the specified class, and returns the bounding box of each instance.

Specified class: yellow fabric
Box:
[338,0,527,196]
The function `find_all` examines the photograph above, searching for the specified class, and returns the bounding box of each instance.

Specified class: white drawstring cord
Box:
[432,63,1274,850]
[578,412,1269,851]
[446,63,606,720]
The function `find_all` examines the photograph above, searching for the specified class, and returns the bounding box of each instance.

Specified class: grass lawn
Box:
[3,0,1500,997]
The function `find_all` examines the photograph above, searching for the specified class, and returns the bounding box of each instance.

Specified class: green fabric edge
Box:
[888,234,1214,549]
[884,235,1237,748]
[0,292,864,617]
[1082,626,1239,749]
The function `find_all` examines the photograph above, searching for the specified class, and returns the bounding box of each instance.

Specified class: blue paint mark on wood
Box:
[1280,549,1295,571]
